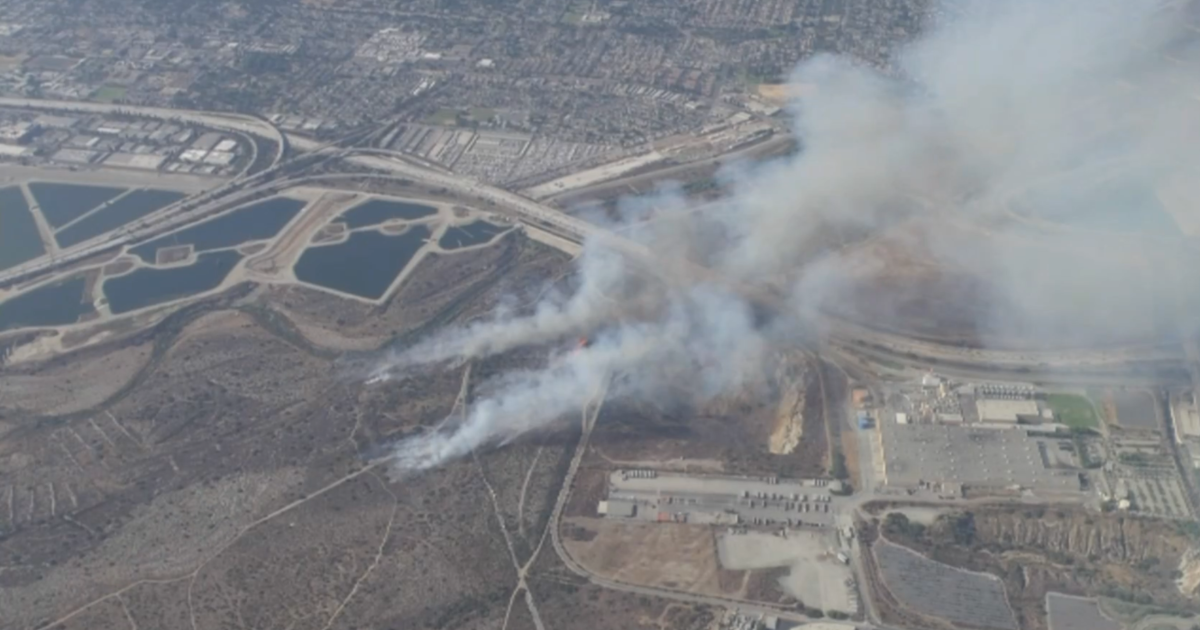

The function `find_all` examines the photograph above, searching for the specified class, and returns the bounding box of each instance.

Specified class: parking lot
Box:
[1119,471,1191,518]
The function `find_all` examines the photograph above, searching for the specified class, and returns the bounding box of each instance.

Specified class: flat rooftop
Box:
[607,471,840,527]
[879,422,1081,493]
[609,471,834,499]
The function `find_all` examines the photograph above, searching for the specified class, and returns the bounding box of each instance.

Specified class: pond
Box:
[0,186,46,272]
[55,189,187,248]
[337,198,437,229]
[0,276,92,331]
[438,220,508,250]
[28,182,128,229]
[102,249,243,315]
[129,196,307,263]
[294,225,431,300]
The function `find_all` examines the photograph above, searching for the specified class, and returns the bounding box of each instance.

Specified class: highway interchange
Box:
[0,96,1191,385]
[1,97,1194,630]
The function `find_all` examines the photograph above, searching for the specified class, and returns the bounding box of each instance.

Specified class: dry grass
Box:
[756,83,814,105]
[0,341,152,414]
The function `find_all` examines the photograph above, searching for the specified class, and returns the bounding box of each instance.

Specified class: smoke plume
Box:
[376,0,1200,471]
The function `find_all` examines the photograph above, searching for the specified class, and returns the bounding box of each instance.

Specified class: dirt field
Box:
[0,232,648,630]
[0,340,152,415]
[564,518,728,596]
[756,83,814,105]
[155,244,193,266]
[0,184,864,630]
[101,258,135,276]
[531,579,717,630]
[584,361,830,480]
[717,529,852,611]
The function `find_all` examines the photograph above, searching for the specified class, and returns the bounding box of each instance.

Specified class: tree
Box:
[952,512,977,546]
[831,451,849,480]
[884,512,911,535]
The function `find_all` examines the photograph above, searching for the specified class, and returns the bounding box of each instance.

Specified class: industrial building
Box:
[602,471,841,528]
[103,152,168,171]
[877,420,1084,494]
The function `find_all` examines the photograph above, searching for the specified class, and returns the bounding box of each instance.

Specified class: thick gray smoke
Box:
[377,0,1200,471]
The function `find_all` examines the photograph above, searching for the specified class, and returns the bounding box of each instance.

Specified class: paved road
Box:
[0,96,286,153]
[832,339,1191,387]
[346,150,1194,381]
[536,132,794,204]
[3,98,1191,380]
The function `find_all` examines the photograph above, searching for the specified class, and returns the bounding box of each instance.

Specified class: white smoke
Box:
[387,284,768,472]
[365,245,632,384]
[376,0,1200,471]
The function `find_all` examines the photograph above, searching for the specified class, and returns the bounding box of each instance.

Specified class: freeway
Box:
[0,145,339,287]
[537,131,794,205]
[830,338,1192,387]
[344,151,1195,380]
[1,98,1191,381]
[0,103,1150,629]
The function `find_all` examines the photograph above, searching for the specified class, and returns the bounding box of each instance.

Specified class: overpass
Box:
[0,103,1189,381]
[344,151,1193,380]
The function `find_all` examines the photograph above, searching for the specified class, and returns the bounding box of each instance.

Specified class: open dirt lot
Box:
[756,83,813,105]
[717,529,853,612]
[581,359,830,481]
[0,340,152,415]
[565,518,727,595]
